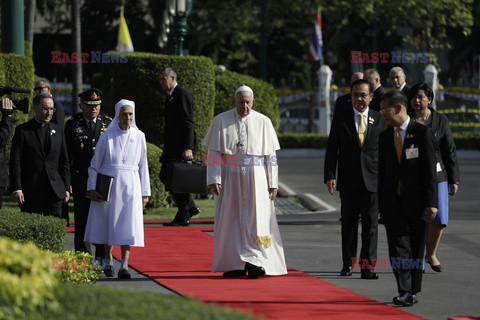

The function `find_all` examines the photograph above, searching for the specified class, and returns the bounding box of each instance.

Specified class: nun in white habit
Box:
[203,85,287,279]
[84,99,151,279]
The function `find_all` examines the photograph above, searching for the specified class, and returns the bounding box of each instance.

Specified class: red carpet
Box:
[107,226,424,320]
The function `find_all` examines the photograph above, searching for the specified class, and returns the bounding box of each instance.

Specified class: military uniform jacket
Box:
[65,112,112,189]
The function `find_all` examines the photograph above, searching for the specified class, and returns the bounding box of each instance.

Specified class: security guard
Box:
[65,88,111,259]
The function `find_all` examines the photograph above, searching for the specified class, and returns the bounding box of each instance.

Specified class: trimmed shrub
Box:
[0,237,59,319]
[215,68,280,130]
[0,210,66,252]
[146,142,169,208]
[0,53,35,125]
[50,250,100,284]
[91,53,216,153]
[278,133,329,149]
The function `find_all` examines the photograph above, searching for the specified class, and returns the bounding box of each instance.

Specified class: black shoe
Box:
[425,259,442,272]
[104,265,114,277]
[222,270,247,278]
[361,270,379,280]
[430,263,442,272]
[246,263,266,279]
[412,294,419,304]
[118,268,131,279]
[340,266,352,276]
[163,220,189,226]
[393,292,414,306]
[188,206,201,218]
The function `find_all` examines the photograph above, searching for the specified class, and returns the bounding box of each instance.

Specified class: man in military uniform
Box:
[65,88,111,259]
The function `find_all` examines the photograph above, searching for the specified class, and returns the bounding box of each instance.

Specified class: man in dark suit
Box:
[324,79,386,279]
[159,67,200,226]
[10,94,70,217]
[65,88,111,257]
[378,91,438,306]
[333,72,363,117]
[0,98,16,209]
[364,69,386,111]
[34,77,69,225]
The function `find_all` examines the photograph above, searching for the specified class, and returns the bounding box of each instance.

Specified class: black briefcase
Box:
[162,161,207,194]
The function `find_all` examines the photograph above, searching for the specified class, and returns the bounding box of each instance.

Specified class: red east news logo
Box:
[51,51,128,63]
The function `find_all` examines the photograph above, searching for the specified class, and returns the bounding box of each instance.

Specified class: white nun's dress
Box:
[84,99,151,247]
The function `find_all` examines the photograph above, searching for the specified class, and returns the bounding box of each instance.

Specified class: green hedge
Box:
[23,283,258,320]
[146,142,168,208]
[0,237,59,319]
[278,133,328,149]
[92,53,216,155]
[0,210,66,252]
[0,53,35,125]
[215,68,279,130]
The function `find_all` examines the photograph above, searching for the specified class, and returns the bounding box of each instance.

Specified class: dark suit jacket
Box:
[51,98,65,128]
[163,85,197,160]
[324,107,386,193]
[0,114,15,188]
[378,119,438,219]
[9,118,70,201]
[333,93,352,117]
[401,84,411,97]
[428,108,460,184]
[408,108,460,185]
[370,86,386,111]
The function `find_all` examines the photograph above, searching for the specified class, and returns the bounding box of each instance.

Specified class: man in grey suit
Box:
[324,79,386,279]
[378,91,437,306]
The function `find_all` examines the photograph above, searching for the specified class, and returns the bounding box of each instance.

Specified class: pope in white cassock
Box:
[84,99,151,280]
[202,85,287,279]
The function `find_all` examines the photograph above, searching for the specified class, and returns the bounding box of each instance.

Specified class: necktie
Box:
[358,113,365,147]
[88,121,95,133]
[395,127,402,195]
[395,127,402,162]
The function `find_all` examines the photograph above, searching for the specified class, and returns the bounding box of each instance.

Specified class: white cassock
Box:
[202,109,287,275]
[84,125,151,247]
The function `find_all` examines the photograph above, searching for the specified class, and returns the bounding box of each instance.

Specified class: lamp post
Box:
[167,0,193,56]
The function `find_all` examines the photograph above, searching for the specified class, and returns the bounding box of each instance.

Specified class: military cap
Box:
[78,88,103,105]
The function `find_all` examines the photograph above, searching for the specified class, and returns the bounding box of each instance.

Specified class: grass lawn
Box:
[2,195,215,221]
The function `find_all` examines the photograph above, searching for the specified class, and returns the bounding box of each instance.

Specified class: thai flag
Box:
[309,11,323,63]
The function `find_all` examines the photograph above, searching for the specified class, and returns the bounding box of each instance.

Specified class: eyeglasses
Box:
[352,93,371,99]
[40,107,56,113]
[34,86,48,91]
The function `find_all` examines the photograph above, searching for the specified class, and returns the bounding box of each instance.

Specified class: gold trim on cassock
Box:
[255,236,271,248]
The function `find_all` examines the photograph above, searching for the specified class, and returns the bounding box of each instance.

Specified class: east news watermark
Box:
[351,51,433,64]
[51,51,129,64]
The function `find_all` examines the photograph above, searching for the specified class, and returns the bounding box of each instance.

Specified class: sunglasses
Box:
[34,86,48,91]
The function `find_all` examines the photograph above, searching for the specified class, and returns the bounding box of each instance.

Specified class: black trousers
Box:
[339,184,378,270]
[21,183,63,217]
[72,187,105,260]
[383,196,427,294]
[170,191,196,223]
